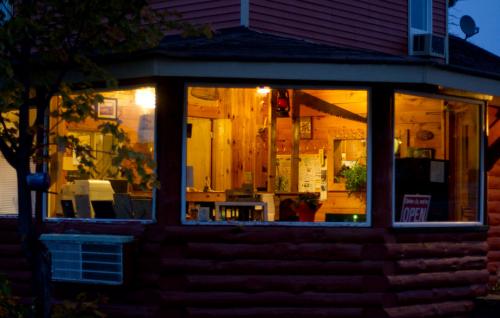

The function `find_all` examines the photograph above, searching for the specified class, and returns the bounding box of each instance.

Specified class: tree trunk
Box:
[17,162,52,318]
[17,99,52,317]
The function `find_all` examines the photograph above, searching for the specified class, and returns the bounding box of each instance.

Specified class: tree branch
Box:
[0,135,17,168]
[0,113,18,150]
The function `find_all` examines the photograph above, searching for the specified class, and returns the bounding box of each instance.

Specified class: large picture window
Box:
[184,86,370,225]
[394,93,483,224]
[47,86,156,220]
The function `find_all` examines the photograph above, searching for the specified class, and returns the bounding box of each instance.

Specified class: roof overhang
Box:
[105,57,500,97]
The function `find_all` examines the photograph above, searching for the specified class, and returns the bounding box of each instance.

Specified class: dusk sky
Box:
[448,0,500,56]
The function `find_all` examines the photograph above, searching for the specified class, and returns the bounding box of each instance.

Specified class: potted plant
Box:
[341,163,367,196]
[296,192,322,222]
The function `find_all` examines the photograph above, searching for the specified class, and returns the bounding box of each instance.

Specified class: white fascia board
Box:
[105,58,500,96]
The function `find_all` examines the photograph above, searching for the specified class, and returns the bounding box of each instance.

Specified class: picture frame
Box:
[300,116,312,139]
[96,98,118,120]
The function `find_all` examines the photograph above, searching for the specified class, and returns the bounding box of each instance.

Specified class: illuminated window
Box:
[48,86,156,220]
[394,93,483,224]
[184,86,370,225]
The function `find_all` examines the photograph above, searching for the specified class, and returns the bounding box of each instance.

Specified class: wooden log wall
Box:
[157,226,390,318]
[0,218,32,298]
[384,230,488,318]
[488,103,500,287]
[38,221,489,318]
[0,84,486,318]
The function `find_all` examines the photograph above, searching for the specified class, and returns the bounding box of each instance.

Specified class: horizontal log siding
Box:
[0,219,481,318]
[0,218,31,297]
[149,0,241,30]
[384,230,489,317]
[432,0,447,36]
[157,226,390,318]
[249,0,408,55]
[488,105,500,287]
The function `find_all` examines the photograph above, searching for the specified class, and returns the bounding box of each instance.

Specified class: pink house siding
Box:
[249,0,408,55]
[432,0,447,36]
[149,0,242,30]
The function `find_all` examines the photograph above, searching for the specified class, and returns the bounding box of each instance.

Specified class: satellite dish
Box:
[460,15,479,39]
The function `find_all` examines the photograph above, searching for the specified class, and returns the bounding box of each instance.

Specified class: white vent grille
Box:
[41,234,133,285]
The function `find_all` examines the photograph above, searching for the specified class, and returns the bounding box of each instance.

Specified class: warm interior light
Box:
[135,87,156,109]
[257,86,271,95]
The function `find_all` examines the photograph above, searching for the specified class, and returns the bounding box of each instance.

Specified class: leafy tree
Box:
[0,1,208,317]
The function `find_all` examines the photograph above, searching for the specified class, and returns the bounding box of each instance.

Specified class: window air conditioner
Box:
[412,33,446,58]
[41,234,133,285]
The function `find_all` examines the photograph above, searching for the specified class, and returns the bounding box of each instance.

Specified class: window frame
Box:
[408,0,433,55]
[392,91,486,228]
[43,84,158,224]
[181,83,373,227]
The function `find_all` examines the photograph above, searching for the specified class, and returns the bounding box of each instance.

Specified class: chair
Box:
[113,193,133,219]
[278,198,298,221]
[91,200,115,219]
[74,194,91,218]
[60,200,75,218]
[131,197,152,219]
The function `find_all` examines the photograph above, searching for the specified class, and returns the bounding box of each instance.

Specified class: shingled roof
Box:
[158,26,413,64]
[155,27,500,80]
[448,34,500,79]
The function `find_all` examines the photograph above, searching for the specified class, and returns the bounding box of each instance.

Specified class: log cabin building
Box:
[1,0,500,317]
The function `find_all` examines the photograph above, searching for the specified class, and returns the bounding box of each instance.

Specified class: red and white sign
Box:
[400,194,431,222]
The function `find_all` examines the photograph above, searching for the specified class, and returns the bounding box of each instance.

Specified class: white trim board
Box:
[240,0,249,27]
[104,59,500,96]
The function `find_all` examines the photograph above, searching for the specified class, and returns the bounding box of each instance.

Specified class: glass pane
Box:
[185,86,368,224]
[411,0,429,31]
[48,87,156,219]
[394,93,481,223]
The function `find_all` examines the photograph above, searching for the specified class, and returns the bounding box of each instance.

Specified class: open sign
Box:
[400,194,431,222]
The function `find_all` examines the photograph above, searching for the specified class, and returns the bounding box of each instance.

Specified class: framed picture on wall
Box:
[96,98,118,120]
[300,116,312,139]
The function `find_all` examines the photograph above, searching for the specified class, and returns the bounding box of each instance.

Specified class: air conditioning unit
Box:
[41,234,133,285]
[412,33,446,58]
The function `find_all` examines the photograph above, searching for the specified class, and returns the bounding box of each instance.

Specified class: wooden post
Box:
[370,85,394,228]
[268,93,276,192]
[291,90,300,192]
[156,78,185,226]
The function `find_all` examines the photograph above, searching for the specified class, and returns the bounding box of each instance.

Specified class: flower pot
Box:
[296,202,317,222]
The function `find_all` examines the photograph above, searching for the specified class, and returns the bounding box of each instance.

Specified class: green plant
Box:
[275,175,289,192]
[297,192,321,211]
[0,275,30,318]
[341,163,367,194]
[51,293,108,318]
